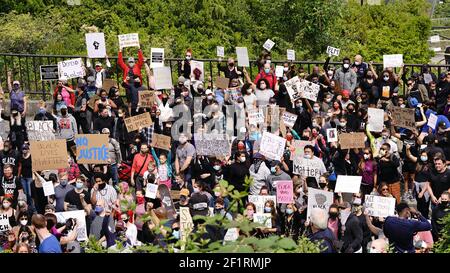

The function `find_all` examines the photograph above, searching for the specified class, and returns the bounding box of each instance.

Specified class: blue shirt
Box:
[383,215,431,253]
[39,234,62,253]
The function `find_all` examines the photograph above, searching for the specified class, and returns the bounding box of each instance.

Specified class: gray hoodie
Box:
[56,114,77,141]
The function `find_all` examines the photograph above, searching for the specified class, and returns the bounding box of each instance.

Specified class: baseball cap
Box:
[95,62,102,67]
[60,104,68,109]
[180,188,190,197]
[102,128,110,134]
[189,193,209,217]
[13,80,20,85]
[128,57,135,63]
[253,152,264,159]
[270,160,281,168]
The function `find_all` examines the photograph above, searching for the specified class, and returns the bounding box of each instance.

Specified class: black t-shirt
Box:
[0,176,23,207]
[429,168,450,198]
[19,155,32,178]
[0,150,19,176]
[64,189,91,210]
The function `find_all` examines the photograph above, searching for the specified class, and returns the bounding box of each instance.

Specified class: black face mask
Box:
[98,182,106,190]
[61,109,67,116]
[329,212,339,219]
[440,201,448,208]
[319,183,327,189]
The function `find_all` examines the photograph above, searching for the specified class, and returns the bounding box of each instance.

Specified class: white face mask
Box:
[343,64,350,69]
[240,156,246,163]
[328,71,333,76]
[3,203,10,209]
[400,104,406,108]
[313,107,320,113]
[20,220,28,226]
[363,154,370,160]
[354,61,361,66]
[325,98,332,103]
[213,165,221,171]
[283,67,289,72]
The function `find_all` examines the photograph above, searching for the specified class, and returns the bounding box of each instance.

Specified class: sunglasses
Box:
[382,188,389,191]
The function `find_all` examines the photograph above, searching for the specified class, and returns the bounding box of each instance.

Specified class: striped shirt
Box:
[91,185,118,211]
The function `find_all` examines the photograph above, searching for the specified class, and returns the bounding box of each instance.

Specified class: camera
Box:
[65,218,77,231]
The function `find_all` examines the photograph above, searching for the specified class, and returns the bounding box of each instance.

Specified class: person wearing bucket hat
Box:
[249,152,270,195]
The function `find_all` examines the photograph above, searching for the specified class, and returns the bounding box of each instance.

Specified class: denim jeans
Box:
[21,177,35,211]
[110,163,119,186]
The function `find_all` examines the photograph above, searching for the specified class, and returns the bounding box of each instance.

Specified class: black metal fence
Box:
[0,53,449,101]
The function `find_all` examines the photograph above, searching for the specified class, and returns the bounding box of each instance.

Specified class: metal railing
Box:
[0,53,449,101]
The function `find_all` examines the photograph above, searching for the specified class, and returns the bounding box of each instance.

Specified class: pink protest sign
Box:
[276,180,293,204]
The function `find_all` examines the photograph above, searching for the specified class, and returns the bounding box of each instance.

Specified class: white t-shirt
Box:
[243,93,257,110]
[255,88,274,107]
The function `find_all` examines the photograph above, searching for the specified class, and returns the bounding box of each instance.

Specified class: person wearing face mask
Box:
[192,156,216,190]
[89,199,115,241]
[131,143,155,190]
[431,191,450,241]
[378,143,401,204]
[0,140,20,178]
[405,147,431,217]
[327,204,342,242]
[56,104,78,155]
[94,89,117,116]
[90,173,118,212]
[73,82,90,133]
[53,170,74,212]
[222,152,250,193]
[7,76,27,117]
[118,47,144,85]
[241,83,257,111]
[351,55,368,83]
[175,133,196,187]
[0,197,16,229]
[352,197,372,252]
[334,57,357,92]
[245,63,278,93]
[213,197,232,220]
[64,177,92,216]
[34,100,57,131]
[93,108,115,133]
[357,148,378,196]
[179,48,193,79]
[280,203,303,241]
[217,57,243,84]
[1,105,27,151]
[250,78,274,107]
[255,199,279,238]
[114,107,135,161]
[249,152,271,195]
[293,99,313,133]
[244,203,256,222]
[18,144,34,209]
[266,161,291,195]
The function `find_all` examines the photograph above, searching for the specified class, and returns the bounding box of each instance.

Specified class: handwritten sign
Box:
[75,134,109,164]
[263,39,275,51]
[217,46,225,58]
[30,140,68,171]
[259,132,286,161]
[335,175,362,193]
[368,108,384,132]
[118,33,140,48]
[150,48,164,68]
[145,183,158,199]
[253,213,272,228]
[287,49,295,61]
[248,108,265,125]
[194,133,230,157]
[284,76,302,101]
[138,90,155,108]
[299,80,320,102]
[0,214,11,232]
[339,132,366,150]
[326,128,338,142]
[430,35,440,43]
[326,46,340,57]
[55,210,87,241]
[58,58,85,80]
[427,113,438,130]
[281,112,297,128]
[248,195,277,214]
[383,54,403,68]
[290,140,314,160]
[236,47,250,67]
[43,181,55,197]
[124,112,153,132]
[190,60,205,81]
[293,157,325,181]
[307,187,334,219]
[275,66,284,78]
[26,121,55,141]
[40,65,59,81]
[85,33,106,58]
[215,77,230,90]
[180,207,194,244]
[153,66,173,90]
[276,181,293,204]
[390,106,416,130]
[364,195,396,218]
[151,133,171,151]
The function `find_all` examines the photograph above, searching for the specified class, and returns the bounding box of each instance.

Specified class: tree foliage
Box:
[0,0,434,62]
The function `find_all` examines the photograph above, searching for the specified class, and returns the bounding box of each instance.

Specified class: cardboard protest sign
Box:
[263,39,275,51]
[253,213,272,228]
[390,106,416,130]
[118,33,139,48]
[326,46,340,56]
[299,80,320,102]
[335,175,362,193]
[158,184,177,220]
[180,207,194,244]
[138,90,155,108]
[26,121,55,141]
[276,180,293,204]
[383,54,403,68]
[150,48,164,68]
[101,79,118,93]
[326,128,338,142]
[145,183,158,199]
[40,65,59,81]
[215,77,230,90]
[259,132,286,161]
[287,49,295,61]
[275,66,284,77]
[339,132,366,150]
[85,33,106,58]
[368,108,384,132]
[58,58,85,80]
[236,47,250,67]
[217,46,225,58]
[248,108,265,125]
[427,113,438,130]
[151,133,171,151]
[284,76,302,101]
[153,66,173,90]
[282,111,297,128]
[55,210,88,241]
[248,195,277,214]
[0,214,11,232]
[190,60,204,81]
[43,181,55,197]
[293,157,325,182]
[124,112,153,132]
[307,187,334,219]
[30,140,68,171]
[290,140,314,160]
[364,195,396,218]
[430,35,440,43]
[262,105,283,127]
[194,133,231,157]
[75,134,109,164]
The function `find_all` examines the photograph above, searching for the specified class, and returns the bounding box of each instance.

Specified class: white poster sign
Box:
[307,188,334,219]
[55,210,87,241]
[427,113,438,130]
[118,33,140,48]
[58,58,85,80]
[190,60,205,81]
[326,46,340,57]
[263,39,275,51]
[430,35,440,43]
[299,80,320,102]
[364,195,396,218]
[383,54,403,68]
[275,66,284,78]
[335,175,362,193]
[145,183,158,199]
[150,48,165,68]
[326,128,338,142]
[248,108,265,125]
[217,46,225,58]
[153,66,173,90]
[282,112,297,128]
[287,49,295,61]
[26,121,55,141]
[43,181,55,197]
[368,108,384,132]
[248,195,277,214]
[284,76,302,101]
[259,132,286,161]
[236,47,250,67]
[224,228,239,242]
[85,33,106,58]
[253,213,272,228]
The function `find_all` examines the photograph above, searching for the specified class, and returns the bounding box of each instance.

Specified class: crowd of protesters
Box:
[0,43,449,253]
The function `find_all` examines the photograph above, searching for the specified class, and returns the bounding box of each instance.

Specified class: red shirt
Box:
[253,71,278,91]
[118,49,144,84]
[132,152,154,177]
